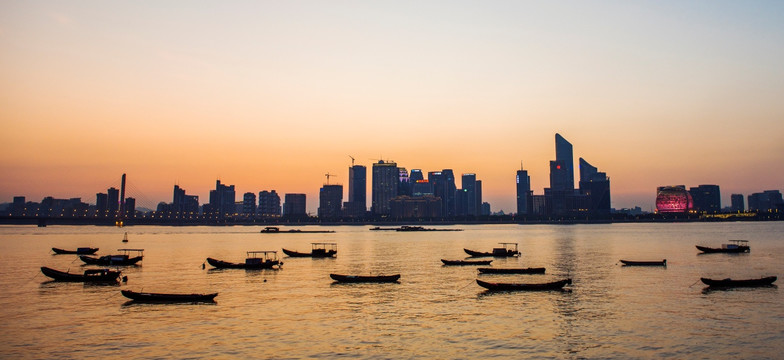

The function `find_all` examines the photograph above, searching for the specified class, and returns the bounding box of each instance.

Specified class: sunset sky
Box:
[2,1,783,213]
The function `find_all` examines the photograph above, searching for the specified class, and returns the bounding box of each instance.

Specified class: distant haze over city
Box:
[2,2,783,213]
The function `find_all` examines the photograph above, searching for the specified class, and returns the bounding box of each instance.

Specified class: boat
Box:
[464,243,520,257]
[52,247,99,255]
[395,226,463,232]
[40,266,121,282]
[477,267,546,274]
[260,226,335,234]
[476,278,572,291]
[282,243,337,258]
[207,251,283,269]
[121,290,217,303]
[696,240,750,253]
[330,273,400,283]
[80,248,144,266]
[620,259,667,266]
[369,226,398,231]
[700,276,777,288]
[441,259,493,266]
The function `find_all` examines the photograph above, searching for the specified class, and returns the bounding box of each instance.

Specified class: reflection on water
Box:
[0,223,783,359]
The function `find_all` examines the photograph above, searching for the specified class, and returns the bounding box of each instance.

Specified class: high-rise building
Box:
[578,158,611,216]
[258,190,281,217]
[516,166,532,215]
[412,179,434,197]
[344,165,367,218]
[730,194,745,212]
[318,184,343,219]
[441,169,456,217]
[283,193,307,217]
[107,187,119,217]
[372,160,398,215]
[461,173,477,216]
[242,192,257,215]
[554,133,574,191]
[475,180,483,216]
[173,185,199,214]
[398,167,411,196]
[748,190,784,212]
[208,180,236,217]
[689,185,721,213]
[96,192,108,217]
[409,169,424,182]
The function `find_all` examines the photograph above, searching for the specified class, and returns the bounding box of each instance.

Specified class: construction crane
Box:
[348,155,355,166]
[325,173,337,185]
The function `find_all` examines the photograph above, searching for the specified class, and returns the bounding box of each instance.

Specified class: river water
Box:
[0,222,782,359]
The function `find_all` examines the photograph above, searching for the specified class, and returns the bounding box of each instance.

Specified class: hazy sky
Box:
[2,1,783,213]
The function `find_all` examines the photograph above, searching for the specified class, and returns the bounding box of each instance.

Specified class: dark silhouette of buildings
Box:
[689,185,721,213]
[258,190,281,217]
[730,194,745,212]
[344,164,367,218]
[242,192,257,215]
[579,158,611,216]
[207,180,236,218]
[390,195,442,218]
[318,184,343,219]
[372,160,398,215]
[173,185,199,214]
[516,165,532,216]
[748,190,784,212]
[283,193,307,218]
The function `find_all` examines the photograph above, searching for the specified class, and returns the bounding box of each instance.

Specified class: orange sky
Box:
[2,2,783,213]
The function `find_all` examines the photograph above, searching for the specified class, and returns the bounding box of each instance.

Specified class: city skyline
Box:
[2,2,784,213]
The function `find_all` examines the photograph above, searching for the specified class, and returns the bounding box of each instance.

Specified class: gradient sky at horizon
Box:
[2,1,783,213]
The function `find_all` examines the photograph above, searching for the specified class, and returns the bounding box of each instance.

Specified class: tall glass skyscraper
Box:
[372,160,398,215]
[551,133,574,191]
[516,166,532,215]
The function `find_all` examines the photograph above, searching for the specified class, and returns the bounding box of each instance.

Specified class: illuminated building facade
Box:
[655,186,694,213]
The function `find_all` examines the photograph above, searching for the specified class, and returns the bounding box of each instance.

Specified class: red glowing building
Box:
[656,186,694,213]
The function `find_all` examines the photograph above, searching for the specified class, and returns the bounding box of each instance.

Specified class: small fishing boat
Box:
[207,251,282,269]
[40,266,121,282]
[476,278,571,291]
[80,249,144,266]
[620,259,667,266]
[700,276,777,288]
[330,273,400,283]
[52,247,99,255]
[477,267,546,274]
[464,243,520,257]
[121,290,217,303]
[696,240,750,253]
[441,259,493,266]
[396,225,463,232]
[260,226,335,234]
[282,243,337,258]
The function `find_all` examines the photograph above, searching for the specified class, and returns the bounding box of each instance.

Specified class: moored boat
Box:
[330,273,400,283]
[620,259,667,266]
[207,251,282,269]
[121,290,217,303]
[40,266,121,282]
[260,226,335,234]
[52,247,99,255]
[441,259,493,266]
[282,243,337,258]
[700,276,776,288]
[696,240,750,253]
[80,248,143,266]
[476,278,571,291]
[464,243,520,257]
[477,267,546,274]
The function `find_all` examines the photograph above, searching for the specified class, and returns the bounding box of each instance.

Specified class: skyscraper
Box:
[258,190,281,217]
[283,193,307,217]
[689,185,721,213]
[461,173,477,216]
[208,180,236,218]
[578,158,611,215]
[554,133,574,191]
[441,169,457,217]
[345,164,367,218]
[318,184,343,219]
[242,192,257,215]
[516,166,532,215]
[372,160,398,215]
[730,194,744,212]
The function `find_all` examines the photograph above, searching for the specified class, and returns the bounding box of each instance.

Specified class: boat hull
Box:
[620,260,667,266]
[476,278,571,291]
[282,248,337,258]
[206,257,281,269]
[701,276,776,288]
[441,259,493,266]
[40,266,121,282]
[696,245,750,253]
[330,274,400,283]
[121,290,217,302]
[79,255,143,266]
[52,247,99,255]
[464,248,520,257]
[477,267,546,274]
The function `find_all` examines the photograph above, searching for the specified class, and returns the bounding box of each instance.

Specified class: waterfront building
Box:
[318,184,343,219]
[371,160,398,215]
[689,185,721,213]
[481,202,491,216]
[107,187,119,217]
[412,179,434,197]
[409,169,424,182]
[96,192,108,217]
[462,173,477,216]
[208,180,236,218]
[748,190,784,212]
[346,164,367,217]
[578,158,611,216]
[283,193,307,218]
[242,192,257,215]
[475,180,483,215]
[516,166,532,215]
[258,190,281,217]
[173,185,199,214]
[655,186,694,213]
[389,195,442,218]
[554,133,575,191]
[398,167,412,196]
[730,194,745,212]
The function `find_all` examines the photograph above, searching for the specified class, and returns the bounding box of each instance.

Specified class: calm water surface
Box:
[1,223,782,359]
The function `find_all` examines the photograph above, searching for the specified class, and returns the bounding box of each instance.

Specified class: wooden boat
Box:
[52,247,99,255]
[207,251,282,269]
[260,226,335,234]
[396,225,463,232]
[121,290,217,303]
[476,278,571,291]
[477,267,546,274]
[700,276,777,288]
[620,259,667,266]
[282,243,337,258]
[441,259,493,266]
[696,240,750,253]
[40,266,121,282]
[80,248,143,266]
[330,273,400,283]
[464,243,520,257]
